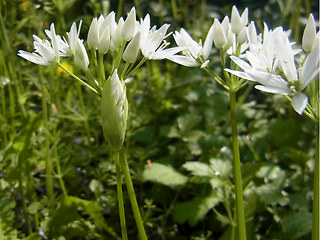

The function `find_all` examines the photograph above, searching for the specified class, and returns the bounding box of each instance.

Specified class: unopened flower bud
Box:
[122,7,136,42]
[101,69,128,151]
[87,18,99,50]
[231,6,248,35]
[224,29,234,50]
[237,27,247,45]
[111,18,124,51]
[213,19,227,49]
[302,14,317,52]
[98,27,111,54]
[123,31,141,63]
[74,39,89,70]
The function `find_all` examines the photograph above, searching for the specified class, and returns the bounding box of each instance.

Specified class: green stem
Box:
[58,62,99,95]
[115,151,128,240]
[18,159,32,234]
[203,66,229,90]
[76,84,91,139]
[39,68,55,213]
[55,147,68,197]
[124,57,147,79]
[119,149,148,240]
[171,0,178,19]
[229,90,247,240]
[312,124,319,240]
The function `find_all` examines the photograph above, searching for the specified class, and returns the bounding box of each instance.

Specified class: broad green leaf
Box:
[183,162,214,177]
[27,202,41,214]
[281,210,312,240]
[181,130,204,143]
[143,163,187,187]
[173,193,220,225]
[209,158,232,178]
[177,113,201,132]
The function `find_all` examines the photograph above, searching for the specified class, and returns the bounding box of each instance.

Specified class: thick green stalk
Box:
[119,150,148,240]
[39,68,55,213]
[229,90,247,240]
[312,124,319,240]
[115,151,128,240]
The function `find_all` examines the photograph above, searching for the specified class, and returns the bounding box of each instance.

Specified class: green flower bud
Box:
[101,69,128,151]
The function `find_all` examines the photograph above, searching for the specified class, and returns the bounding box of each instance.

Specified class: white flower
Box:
[138,14,181,60]
[168,23,214,67]
[230,6,248,35]
[213,18,227,49]
[123,31,141,63]
[110,17,125,51]
[18,23,63,66]
[67,21,89,70]
[121,7,137,42]
[302,14,318,52]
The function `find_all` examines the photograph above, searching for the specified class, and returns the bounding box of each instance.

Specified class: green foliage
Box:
[173,193,220,226]
[143,163,188,188]
[0,0,317,239]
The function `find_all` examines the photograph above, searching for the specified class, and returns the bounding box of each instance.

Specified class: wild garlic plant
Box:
[168,6,319,240]
[226,13,319,240]
[18,7,182,240]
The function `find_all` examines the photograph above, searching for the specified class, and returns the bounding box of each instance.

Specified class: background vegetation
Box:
[0,0,319,239]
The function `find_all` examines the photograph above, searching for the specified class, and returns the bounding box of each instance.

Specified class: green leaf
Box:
[49,196,120,239]
[209,158,232,178]
[183,159,232,178]
[27,202,41,214]
[281,210,312,240]
[173,193,220,225]
[183,162,214,177]
[181,130,204,143]
[177,113,201,132]
[143,163,187,188]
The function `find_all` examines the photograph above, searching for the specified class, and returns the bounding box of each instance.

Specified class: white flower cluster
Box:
[18,6,319,116]
[169,6,249,68]
[18,7,181,71]
[227,14,319,114]
[169,6,319,115]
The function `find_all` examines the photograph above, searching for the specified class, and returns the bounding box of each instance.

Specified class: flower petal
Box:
[291,92,308,114]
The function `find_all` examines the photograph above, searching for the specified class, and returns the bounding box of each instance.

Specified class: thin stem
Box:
[124,57,147,79]
[203,66,229,90]
[312,124,319,240]
[58,62,99,95]
[76,83,91,139]
[171,0,178,19]
[39,68,55,213]
[115,151,128,240]
[55,147,68,197]
[18,159,32,234]
[219,48,231,85]
[229,90,247,240]
[119,149,148,240]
